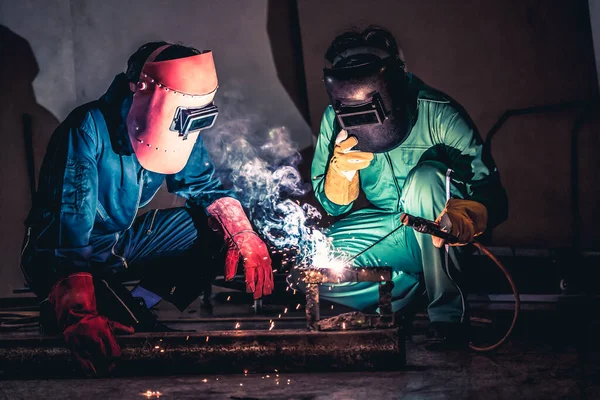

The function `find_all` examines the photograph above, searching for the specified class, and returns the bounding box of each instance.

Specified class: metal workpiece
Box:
[305,283,320,330]
[300,266,395,330]
[0,328,405,378]
[298,266,393,285]
[378,280,395,327]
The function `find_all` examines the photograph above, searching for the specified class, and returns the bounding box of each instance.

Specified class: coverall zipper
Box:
[384,153,403,212]
[111,170,145,269]
[146,209,158,235]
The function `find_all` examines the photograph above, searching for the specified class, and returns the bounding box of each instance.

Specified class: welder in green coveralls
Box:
[310,27,508,344]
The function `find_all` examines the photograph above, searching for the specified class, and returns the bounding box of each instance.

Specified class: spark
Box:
[278,314,282,318]
[342,322,346,330]
[235,322,241,329]
[206,336,209,342]
[284,308,288,314]
[227,296,231,301]
[295,304,301,310]
[202,379,208,383]
[331,305,334,310]
[160,349,165,353]
[269,321,275,331]
[186,336,189,341]
[142,390,162,398]
[154,346,160,349]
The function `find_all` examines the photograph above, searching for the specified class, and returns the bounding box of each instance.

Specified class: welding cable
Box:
[468,241,520,352]
[345,223,520,352]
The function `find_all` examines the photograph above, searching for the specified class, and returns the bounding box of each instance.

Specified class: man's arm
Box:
[35,119,100,281]
[439,105,508,229]
[311,106,356,216]
[166,135,273,299]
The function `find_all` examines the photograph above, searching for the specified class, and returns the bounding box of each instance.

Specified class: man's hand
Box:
[432,199,488,248]
[330,130,374,179]
[324,130,374,205]
[48,273,134,376]
[207,197,274,299]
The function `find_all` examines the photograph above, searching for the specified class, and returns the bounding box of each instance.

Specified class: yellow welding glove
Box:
[324,130,374,205]
[432,199,488,248]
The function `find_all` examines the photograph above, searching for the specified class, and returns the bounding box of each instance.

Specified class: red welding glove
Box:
[207,197,274,299]
[432,199,488,248]
[48,273,134,376]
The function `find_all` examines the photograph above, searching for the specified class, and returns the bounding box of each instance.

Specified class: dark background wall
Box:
[0,0,313,297]
[0,0,598,297]
[297,0,600,249]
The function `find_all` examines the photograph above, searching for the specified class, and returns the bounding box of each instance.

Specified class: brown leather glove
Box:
[432,199,488,248]
[324,130,374,205]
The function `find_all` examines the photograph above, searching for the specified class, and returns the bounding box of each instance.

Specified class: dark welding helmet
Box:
[323,55,412,153]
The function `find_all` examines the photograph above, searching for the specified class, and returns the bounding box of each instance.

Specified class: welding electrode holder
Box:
[399,213,459,244]
[399,212,520,352]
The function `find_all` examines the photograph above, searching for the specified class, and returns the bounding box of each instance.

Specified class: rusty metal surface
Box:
[0,328,405,378]
[299,266,393,284]
[305,283,320,330]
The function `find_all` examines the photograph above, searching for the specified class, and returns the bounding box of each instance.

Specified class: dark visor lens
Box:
[187,114,217,131]
[171,104,218,135]
[340,111,380,127]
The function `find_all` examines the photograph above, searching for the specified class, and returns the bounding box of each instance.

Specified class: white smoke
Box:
[203,118,347,270]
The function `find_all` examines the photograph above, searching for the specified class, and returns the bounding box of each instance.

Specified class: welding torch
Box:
[399,213,459,244]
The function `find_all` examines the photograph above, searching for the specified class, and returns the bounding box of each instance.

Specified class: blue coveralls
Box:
[21,74,232,311]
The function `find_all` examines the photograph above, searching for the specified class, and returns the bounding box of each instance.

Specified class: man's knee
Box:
[402,161,449,210]
[405,161,448,189]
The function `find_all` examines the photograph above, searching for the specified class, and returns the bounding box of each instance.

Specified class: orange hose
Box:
[469,242,520,352]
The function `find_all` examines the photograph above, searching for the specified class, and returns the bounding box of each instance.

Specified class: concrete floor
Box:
[1,338,598,400]
[1,289,599,399]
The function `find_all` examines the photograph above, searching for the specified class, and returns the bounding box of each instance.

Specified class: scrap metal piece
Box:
[378,280,395,327]
[299,266,395,331]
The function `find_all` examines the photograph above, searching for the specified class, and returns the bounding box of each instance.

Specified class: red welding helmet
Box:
[126,45,219,174]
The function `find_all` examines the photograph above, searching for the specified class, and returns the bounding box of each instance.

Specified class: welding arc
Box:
[468,241,520,352]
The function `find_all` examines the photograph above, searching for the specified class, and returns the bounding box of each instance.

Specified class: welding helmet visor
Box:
[323,56,411,153]
[126,45,219,174]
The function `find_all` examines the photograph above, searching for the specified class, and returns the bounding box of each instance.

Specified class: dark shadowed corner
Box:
[0,25,59,298]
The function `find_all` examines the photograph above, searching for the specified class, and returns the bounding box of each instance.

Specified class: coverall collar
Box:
[99,73,135,155]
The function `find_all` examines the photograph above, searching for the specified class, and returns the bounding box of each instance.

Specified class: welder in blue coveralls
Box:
[311,27,508,346]
[20,42,273,375]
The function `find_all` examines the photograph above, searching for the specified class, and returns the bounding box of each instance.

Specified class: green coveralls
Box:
[311,74,508,322]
